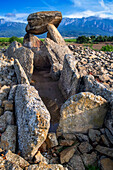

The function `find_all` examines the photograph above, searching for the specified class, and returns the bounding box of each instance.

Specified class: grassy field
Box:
[64,39,76,43]
[0,37,23,42]
[0,37,76,49]
[0,37,113,52]
[0,37,10,42]
[0,37,76,43]
[0,37,23,49]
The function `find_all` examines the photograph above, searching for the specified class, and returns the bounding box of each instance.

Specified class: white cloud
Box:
[68,0,113,19]
[0,13,29,23]
[64,10,113,19]
[71,0,113,13]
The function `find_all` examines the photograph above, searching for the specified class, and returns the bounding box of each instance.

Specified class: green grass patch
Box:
[9,36,23,44]
[39,38,77,43]
[101,44,113,52]
[0,37,10,42]
[39,38,45,42]
[64,39,77,43]
[0,37,23,44]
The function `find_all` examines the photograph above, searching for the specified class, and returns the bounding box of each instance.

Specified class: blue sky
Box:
[0,0,113,22]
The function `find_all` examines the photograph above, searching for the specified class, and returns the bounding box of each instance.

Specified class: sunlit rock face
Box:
[58,92,108,134]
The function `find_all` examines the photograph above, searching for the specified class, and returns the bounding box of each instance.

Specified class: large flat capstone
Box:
[15,85,50,161]
[26,11,62,34]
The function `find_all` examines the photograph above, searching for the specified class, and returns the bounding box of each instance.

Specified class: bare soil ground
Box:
[92,42,113,50]
[31,68,65,132]
[67,41,113,50]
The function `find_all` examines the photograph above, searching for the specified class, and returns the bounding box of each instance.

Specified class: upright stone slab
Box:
[45,38,72,66]
[6,41,22,58]
[26,11,62,34]
[23,33,50,69]
[14,46,34,81]
[14,59,30,85]
[23,33,43,48]
[15,85,50,161]
[59,54,80,99]
[47,24,66,45]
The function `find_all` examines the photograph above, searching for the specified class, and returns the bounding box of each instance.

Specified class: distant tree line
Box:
[9,36,23,44]
[0,36,23,44]
[76,35,113,43]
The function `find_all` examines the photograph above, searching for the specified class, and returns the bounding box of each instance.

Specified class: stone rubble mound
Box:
[0,10,113,170]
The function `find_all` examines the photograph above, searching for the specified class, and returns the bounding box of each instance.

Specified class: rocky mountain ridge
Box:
[1,16,113,37]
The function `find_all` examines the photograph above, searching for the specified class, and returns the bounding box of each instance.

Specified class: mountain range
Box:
[0,16,113,37]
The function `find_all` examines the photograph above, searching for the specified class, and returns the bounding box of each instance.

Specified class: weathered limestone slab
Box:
[59,54,80,99]
[34,151,48,164]
[23,33,50,69]
[23,33,43,48]
[0,156,22,170]
[47,24,66,45]
[8,85,17,101]
[14,59,30,85]
[88,129,101,142]
[14,46,34,81]
[0,85,10,101]
[50,62,63,81]
[15,84,50,161]
[60,146,76,164]
[32,45,50,69]
[78,142,93,153]
[26,11,62,34]
[100,158,113,170]
[27,162,65,170]
[0,111,14,133]
[83,75,113,102]
[4,101,13,111]
[0,125,17,152]
[68,155,85,170]
[81,152,97,166]
[96,145,113,157]
[45,38,72,66]
[5,150,30,169]
[46,133,58,148]
[6,41,22,58]
[58,92,108,134]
